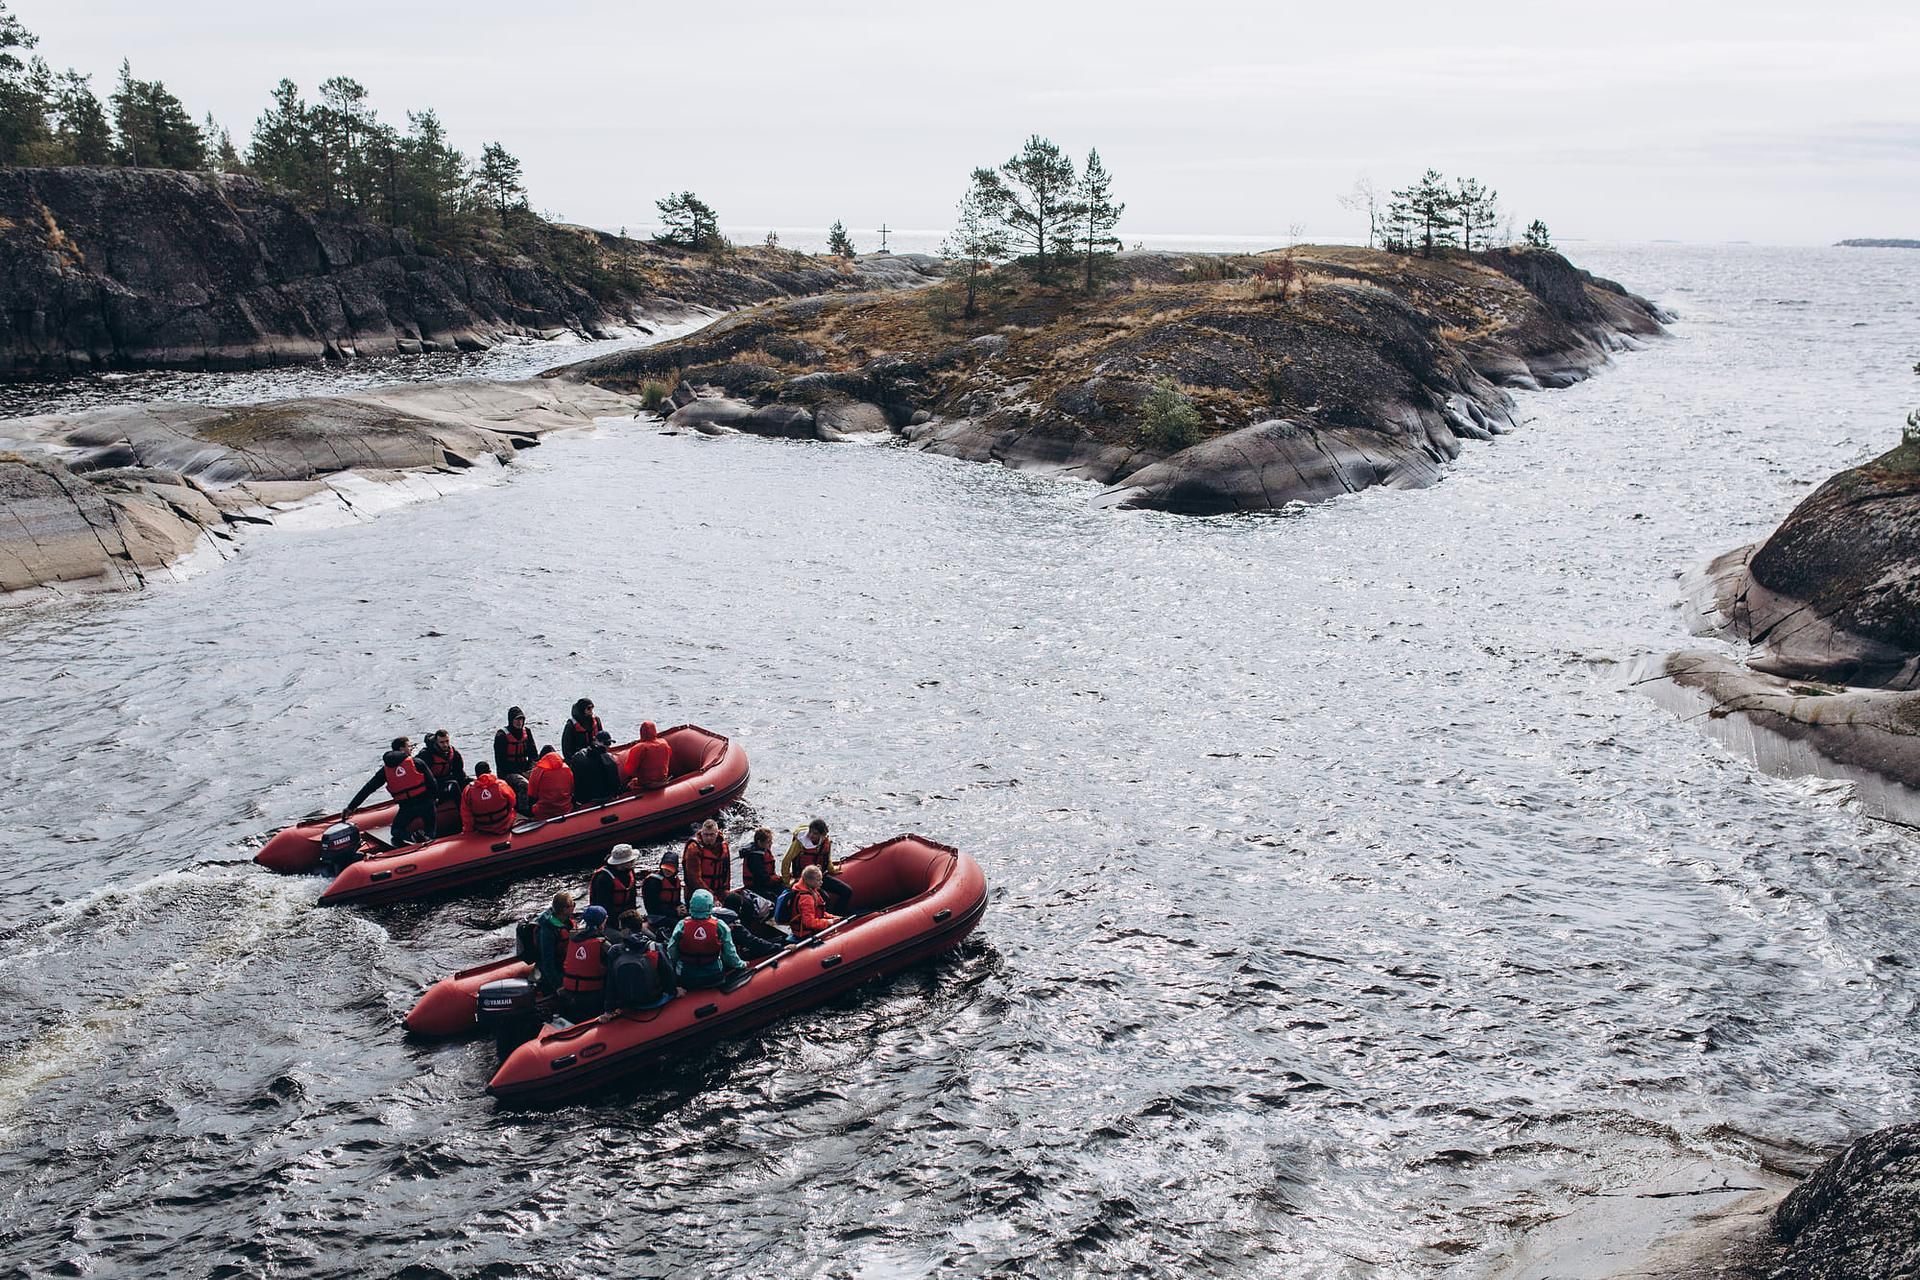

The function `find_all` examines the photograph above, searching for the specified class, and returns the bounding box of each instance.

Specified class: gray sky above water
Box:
[21,0,1917,244]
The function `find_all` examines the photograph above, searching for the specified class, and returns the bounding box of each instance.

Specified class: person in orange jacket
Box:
[683,819,730,904]
[625,721,673,791]
[459,764,519,836]
[528,745,574,820]
[788,865,842,939]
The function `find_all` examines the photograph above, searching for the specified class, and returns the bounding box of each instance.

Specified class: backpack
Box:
[607,946,663,1010]
[771,889,796,925]
[514,918,540,964]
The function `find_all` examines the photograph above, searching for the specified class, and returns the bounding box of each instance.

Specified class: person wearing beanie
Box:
[667,889,744,990]
[625,720,673,791]
[569,730,625,805]
[494,706,538,776]
[642,849,685,937]
[561,698,606,760]
[590,844,640,919]
[561,904,613,1019]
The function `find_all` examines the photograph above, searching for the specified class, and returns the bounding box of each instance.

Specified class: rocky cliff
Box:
[557,245,1666,513]
[0,166,940,379]
[1663,435,1920,809]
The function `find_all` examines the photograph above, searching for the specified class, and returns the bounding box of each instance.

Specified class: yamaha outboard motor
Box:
[317,821,363,874]
[476,977,541,1056]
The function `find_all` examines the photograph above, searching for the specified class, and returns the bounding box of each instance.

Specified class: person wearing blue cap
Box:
[667,889,745,991]
[561,904,613,1020]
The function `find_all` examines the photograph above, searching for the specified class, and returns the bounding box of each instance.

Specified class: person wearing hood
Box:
[528,745,574,820]
[642,848,685,937]
[494,707,539,777]
[569,730,625,805]
[625,721,673,791]
[533,891,575,997]
[560,698,606,760]
[738,826,783,897]
[459,763,519,836]
[782,818,853,913]
[683,819,730,903]
[347,736,440,844]
[561,904,613,1019]
[590,844,641,919]
[667,889,744,990]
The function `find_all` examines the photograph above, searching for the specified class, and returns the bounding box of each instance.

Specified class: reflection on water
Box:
[0,244,1918,1276]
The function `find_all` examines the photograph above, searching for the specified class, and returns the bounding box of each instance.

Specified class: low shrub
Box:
[1142,379,1204,451]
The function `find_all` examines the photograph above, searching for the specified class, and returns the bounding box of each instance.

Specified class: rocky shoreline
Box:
[557,244,1667,513]
[0,378,637,597]
[1654,435,1920,821]
[0,166,941,379]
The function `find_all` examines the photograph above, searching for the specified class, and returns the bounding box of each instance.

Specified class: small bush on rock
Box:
[1142,379,1203,451]
[640,380,673,412]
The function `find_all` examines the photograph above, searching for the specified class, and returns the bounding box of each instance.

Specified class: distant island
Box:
[1835,238,1920,248]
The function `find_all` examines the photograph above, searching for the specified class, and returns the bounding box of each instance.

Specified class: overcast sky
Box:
[17,0,1917,244]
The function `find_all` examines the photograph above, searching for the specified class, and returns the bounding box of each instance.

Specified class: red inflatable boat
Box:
[254,726,748,907]
[479,834,986,1106]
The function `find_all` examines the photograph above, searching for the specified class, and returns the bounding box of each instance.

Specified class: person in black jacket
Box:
[346,736,438,843]
[641,849,684,938]
[568,731,624,805]
[560,698,606,760]
[416,729,469,801]
[494,707,539,777]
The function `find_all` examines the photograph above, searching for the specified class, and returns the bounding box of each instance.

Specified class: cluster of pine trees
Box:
[1347,171,1552,256]
[943,136,1124,316]
[0,2,526,247]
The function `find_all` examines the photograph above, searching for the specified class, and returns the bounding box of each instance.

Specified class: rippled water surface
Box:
[2,244,1919,1278]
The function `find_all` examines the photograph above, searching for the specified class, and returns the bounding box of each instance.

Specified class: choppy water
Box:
[2,244,1919,1278]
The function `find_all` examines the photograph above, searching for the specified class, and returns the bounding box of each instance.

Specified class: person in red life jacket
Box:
[624,721,673,791]
[788,865,842,940]
[560,698,606,760]
[493,706,538,777]
[738,826,784,897]
[560,904,613,1019]
[641,849,684,938]
[416,728,469,803]
[533,890,575,997]
[589,844,640,919]
[459,764,519,836]
[667,889,745,990]
[781,818,854,913]
[346,736,439,844]
[527,745,574,820]
[683,819,730,904]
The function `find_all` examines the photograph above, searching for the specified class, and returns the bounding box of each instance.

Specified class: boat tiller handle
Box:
[820,954,843,969]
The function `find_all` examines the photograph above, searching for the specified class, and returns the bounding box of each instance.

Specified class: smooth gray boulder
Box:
[814,400,892,437]
[1098,419,1446,514]
[665,398,756,434]
[742,404,818,439]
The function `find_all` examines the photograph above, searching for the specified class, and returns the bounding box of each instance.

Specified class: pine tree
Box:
[826,219,856,257]
[477,142,525,226]
[655,191,720,249]
[981,135,1082,283]
[248,79,315,194]
[1523,219,1553,250]
[1074,147,1123,293]
[49,69,110,164]
[400,109,465,236]
[204,113,241,171]
[1453,177,1499,252]
[941,169,1011,318]
[0,3,48,164]
[110,61,204,168]
[1398,169,1457,257]
[314,76,370,209]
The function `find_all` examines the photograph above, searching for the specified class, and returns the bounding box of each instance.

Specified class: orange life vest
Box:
[384,756,430,802]
[464,777,514,828]
[592,865,637,917]
[562,933,607,991]
[679,916,722,959]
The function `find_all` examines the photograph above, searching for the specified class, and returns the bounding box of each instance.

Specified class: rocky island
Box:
[556,244,1666,513]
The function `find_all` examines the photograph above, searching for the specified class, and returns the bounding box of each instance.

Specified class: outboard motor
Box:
[476,977,541,1055]
[317,821,363,874]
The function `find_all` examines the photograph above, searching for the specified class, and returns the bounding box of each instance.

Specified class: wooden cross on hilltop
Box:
[876,224,892,255]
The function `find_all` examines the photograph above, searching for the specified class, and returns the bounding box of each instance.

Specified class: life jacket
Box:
[529,753,573,819]
[644,868,681,917]
[592,864,637,917]
[562,932,608,991]
[463,777,515,831]
[626,738,672,787]
[684,835,729,896]
[742,844,780,892]
[497,727,537,774]
[384,755,431,802]
[679,916,722,960]
[788,831,831,874]
[420,747,456,780]
[789,885,828,937]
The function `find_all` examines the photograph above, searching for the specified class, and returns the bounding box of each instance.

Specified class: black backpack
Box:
[514,918,540,964]
[607,946,663,1010]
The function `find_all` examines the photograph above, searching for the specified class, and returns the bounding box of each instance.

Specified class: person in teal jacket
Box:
[667,889,746,989]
